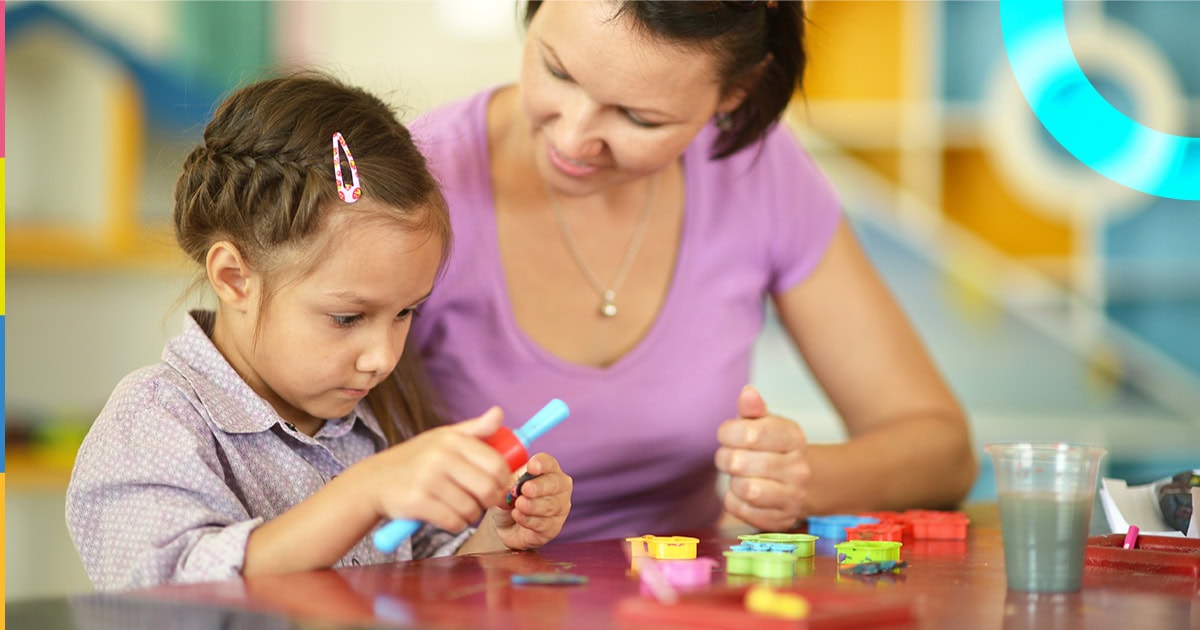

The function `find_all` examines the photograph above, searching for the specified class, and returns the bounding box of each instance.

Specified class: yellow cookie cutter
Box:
[625,535,700,560]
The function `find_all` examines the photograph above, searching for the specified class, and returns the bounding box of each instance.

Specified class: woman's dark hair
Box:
[173,72,450,445]
[524,0,806,159]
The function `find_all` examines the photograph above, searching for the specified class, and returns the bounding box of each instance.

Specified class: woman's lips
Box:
[547,143,600,178]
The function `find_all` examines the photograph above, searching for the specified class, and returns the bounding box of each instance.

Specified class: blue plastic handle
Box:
[373,519,422,554]
[372,398,570,553]
[514,398,570,448]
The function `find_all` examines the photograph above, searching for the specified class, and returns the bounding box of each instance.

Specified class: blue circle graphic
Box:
[1000,0,1200,201]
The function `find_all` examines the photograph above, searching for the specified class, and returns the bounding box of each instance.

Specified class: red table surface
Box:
[133,509,1200,629]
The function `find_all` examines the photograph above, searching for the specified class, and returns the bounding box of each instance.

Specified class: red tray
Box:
[615,585,917,629]
[846,523,905,542]
[1084,534,1200,579]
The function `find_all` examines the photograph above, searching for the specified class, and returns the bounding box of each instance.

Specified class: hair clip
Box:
[332,132,362,203]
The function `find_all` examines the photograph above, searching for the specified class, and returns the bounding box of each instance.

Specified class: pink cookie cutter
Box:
[639,557,717,597]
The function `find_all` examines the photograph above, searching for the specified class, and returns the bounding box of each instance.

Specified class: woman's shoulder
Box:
[688,121,837,209]
[700,122,825,182]
[683,121,842,289]
[408,87,498,160]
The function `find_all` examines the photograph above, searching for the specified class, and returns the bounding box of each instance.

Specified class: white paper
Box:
[1099,471,1199,538]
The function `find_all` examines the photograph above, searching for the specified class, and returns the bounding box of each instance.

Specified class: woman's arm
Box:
[716,221,977,528]
[774,220,977,513]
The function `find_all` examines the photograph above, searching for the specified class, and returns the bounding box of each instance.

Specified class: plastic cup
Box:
[986,442,1106,592]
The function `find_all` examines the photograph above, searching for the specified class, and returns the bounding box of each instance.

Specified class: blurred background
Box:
[5,0,1199,600]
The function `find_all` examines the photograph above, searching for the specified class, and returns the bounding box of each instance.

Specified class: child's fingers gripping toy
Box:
[373,399,570,553]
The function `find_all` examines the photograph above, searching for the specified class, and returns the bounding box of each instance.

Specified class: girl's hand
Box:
[486,453,572,550]
[714,385,812,531]
[355,407,512,534]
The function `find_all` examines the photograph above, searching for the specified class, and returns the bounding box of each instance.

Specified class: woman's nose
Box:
[554,96,604,160]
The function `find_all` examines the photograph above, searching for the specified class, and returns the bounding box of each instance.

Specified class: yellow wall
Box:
[805,1,905,100]
[801,1,1078,282]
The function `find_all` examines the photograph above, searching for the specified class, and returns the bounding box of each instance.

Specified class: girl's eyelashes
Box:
[331,308,419,328]
[330,314,363,328]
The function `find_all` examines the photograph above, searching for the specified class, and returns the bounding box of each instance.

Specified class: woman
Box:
[408,0,976,542]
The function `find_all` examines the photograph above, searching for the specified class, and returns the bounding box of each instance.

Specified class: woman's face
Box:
[520,1,740,197]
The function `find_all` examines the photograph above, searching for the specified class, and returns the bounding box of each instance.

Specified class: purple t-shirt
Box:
[410,88,842,543]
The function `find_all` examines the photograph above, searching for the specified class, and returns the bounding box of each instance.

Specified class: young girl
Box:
[65,74,573,592]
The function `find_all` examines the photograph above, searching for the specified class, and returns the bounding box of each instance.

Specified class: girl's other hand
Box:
[487,453,572,550]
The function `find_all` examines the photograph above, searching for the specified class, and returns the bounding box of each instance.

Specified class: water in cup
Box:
[986,442,1106,593]
[997,491,1094,591]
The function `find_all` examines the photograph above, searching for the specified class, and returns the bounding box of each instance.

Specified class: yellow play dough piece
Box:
[745,585,810,620]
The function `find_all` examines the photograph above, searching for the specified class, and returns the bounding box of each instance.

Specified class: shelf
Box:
[7,226,187,271]
[6,446,76,492]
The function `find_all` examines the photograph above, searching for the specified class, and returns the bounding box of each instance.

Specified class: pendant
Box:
[600,290,617,318]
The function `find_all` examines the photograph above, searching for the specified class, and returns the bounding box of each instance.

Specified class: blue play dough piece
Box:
[510,573,589,585]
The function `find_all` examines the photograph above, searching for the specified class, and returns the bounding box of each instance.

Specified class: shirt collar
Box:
[322,402,388,446]
[161,311,277,434]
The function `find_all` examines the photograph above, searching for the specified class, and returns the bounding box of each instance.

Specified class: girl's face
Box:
[229,204,442,430]
[520,1,742,197]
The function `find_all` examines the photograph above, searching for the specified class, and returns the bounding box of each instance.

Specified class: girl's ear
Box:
[206,241,257,312]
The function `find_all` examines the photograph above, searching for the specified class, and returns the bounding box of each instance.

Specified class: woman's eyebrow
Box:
[541,40,675,120]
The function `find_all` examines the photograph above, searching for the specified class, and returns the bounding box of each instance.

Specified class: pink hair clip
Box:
[332,131,362,203]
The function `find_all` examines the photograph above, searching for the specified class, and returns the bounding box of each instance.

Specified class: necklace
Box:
[547,175,659,318]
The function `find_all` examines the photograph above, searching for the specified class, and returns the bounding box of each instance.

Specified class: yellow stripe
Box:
[1,472,7,626]
[110,76,143,251]
[6,226,183,271]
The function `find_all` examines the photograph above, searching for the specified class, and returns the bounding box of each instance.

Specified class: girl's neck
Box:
[208,309,325,437]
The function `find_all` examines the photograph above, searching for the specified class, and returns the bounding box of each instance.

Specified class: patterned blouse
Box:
[66,311,470,591]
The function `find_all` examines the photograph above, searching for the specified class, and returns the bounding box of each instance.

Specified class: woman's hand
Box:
[486,453,572,550]
[715,385,812,531]
[355,407,512,534]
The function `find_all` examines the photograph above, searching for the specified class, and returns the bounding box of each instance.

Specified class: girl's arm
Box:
[67,390,265,591]
[245,408,512,576]
[242,471,384,575]
[68,381,513,588]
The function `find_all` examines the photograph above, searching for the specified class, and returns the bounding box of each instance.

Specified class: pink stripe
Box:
[1,4,6,155]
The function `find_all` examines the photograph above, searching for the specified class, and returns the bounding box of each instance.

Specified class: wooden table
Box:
[12,505,1200,629]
